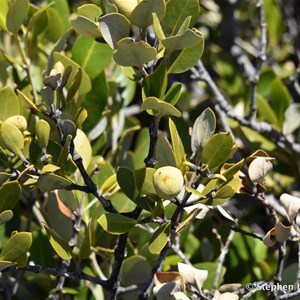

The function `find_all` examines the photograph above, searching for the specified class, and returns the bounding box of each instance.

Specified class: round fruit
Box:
[5,115,27,132]
[153,166,184,199]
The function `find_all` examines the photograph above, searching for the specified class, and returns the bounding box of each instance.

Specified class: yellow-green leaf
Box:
[6,0,29,33]
[35,119,51,148]
[141,97,181,117]
[149,222,170,254]
[0,123,24,156]
[37,174,72,192]
[0,210,13,225]
[113,38,157,67]
[43,223,72,260]
[97,213,137,235]
[99,13,130,49]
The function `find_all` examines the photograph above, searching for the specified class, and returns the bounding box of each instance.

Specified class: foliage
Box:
[0,0,300,299]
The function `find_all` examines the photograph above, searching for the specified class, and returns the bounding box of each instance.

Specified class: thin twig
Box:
[247,0,267,121]
[211,230,235,295]
[191,61,300,153]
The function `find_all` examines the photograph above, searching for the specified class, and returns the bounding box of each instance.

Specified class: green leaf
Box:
[270,78,291,126]
[0,86,20,120]
[35,119,51,148]
[0,123,24,156]
[99,13,130,49]
[0,172,10,186]
[71,14,101,39]
[135,168,157,196]
[65,68,82,102]
[73,129,92,169]
[82,72,108,132]
[43,223,72,260]
[0,181,21,213]
[79,221,92,259]
[37,174,72,192]
[6,0,29,33]
[167,31,204,74]
[201,132,234,170]
[152,12,166,40]
[0,0,9,30]
[72,36,113,80]
[130,0,165,28]
[0,232,32,267]
[0,210,13,225]
[160,0,199,36]
[142,60,167,99]
[162,28,203,50]
[141,97,181,117]
[191,108,216,156]
[53,52,91,95]
[169,119,185,168]
[112,0,138,19]
[17,89,41,113]
[256,93,278,126]
[220,159,244,181]
[113,38,157,67]
[149,222,170,254]
[163,82,182,105]
[117,167,139,199]
[77,3,102,20]
[97,213,137,235]
[156,132,176,167]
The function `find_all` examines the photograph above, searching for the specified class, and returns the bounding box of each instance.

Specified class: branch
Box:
[247,0,267,121]
[144,115,159,167]
[211,229,235,295]
[191,61,300,153]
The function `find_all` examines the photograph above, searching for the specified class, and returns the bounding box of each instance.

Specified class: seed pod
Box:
[5,115,27,132]
[153,166,184,199]
[35,119,51,148]
[0,122,24,156]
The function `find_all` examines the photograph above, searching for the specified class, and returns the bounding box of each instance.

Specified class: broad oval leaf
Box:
[0,181,21,213]
[0,86,20,120]
[53,52,91,95]
[97,213,137,235]
[77,3,102,20]
[169,118,185,168]
[167,31,204,74]
[201,132,234,171]
[99,13,130,49]
[117,166,139,199]
[35,119,51,148]
[156,132,177,167]
[163,82,182,105]
[141,97,181,117]
[191,108,216,155]
[248,157,273,183]
[6,0,29,33]
[283,103,300,135]
[130,0,165,28]
[37,174,72,192]
[162,28,203,50]
[112,0,138,19]
[160,0,199,36]
[149,222,170,254]
[73,129,92,168]
[0,122,25,157]
[279,193,300,224]
[72,36,113,79]
[0,232,32,267]
[0,210,13,225]
[113,38,157,67]
[71,15,102,38]
[43,223,73,260]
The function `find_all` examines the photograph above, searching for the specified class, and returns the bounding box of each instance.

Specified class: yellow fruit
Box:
[5,115,27,132]
[153,166,184,199]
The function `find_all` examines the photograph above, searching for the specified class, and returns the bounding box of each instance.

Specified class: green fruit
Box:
[153,166,184,199]
[5,115,27,132]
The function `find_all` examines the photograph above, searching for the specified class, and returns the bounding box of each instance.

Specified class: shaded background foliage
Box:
[0,0,300,299]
